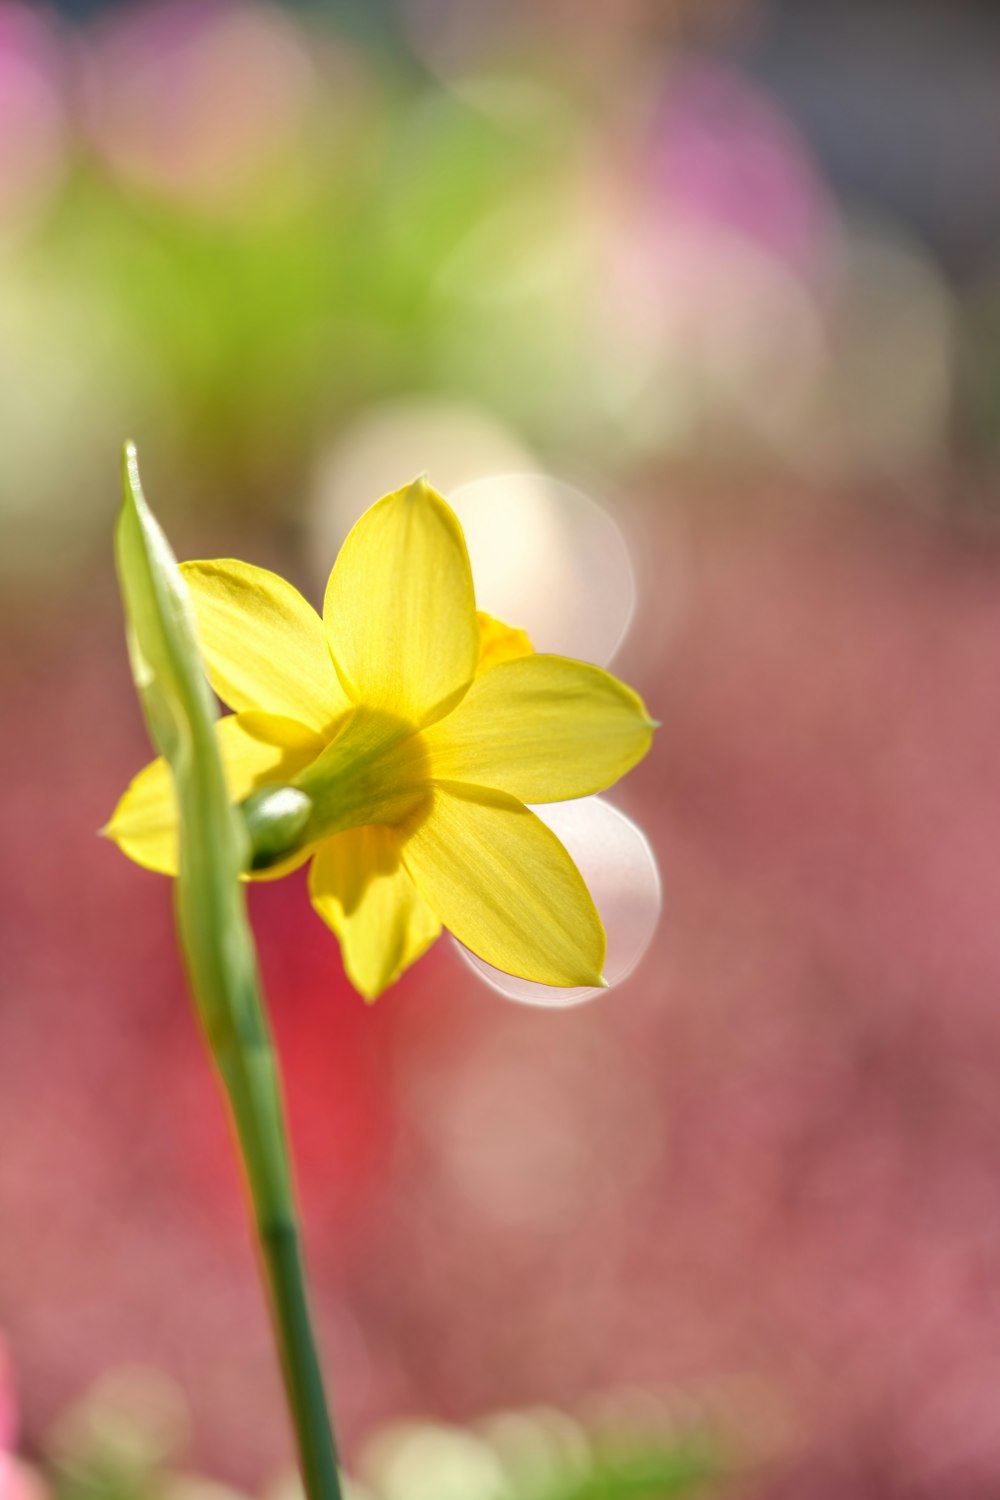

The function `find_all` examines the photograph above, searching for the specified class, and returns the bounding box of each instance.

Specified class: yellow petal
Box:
[423,655,654,802]
[323,478,480,726]
[181,559,350,731]
[104,712,326,876]
[309,826,441,1001]
[400,782,606,987]
[477,611,533,671]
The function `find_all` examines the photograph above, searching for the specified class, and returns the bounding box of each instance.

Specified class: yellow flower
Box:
[105,478,655,1000]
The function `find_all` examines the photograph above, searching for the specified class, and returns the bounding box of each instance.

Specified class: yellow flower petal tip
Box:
[323,473,479,727]
[112,477,657,1001]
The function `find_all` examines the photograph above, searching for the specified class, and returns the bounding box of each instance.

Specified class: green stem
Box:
[261,1222,342,1500]
[211,1021,343,1500]
[115,446,343,1499]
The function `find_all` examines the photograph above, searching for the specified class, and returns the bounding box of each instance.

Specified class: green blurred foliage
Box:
[5,31,591,557]
[41,1370,725,1500]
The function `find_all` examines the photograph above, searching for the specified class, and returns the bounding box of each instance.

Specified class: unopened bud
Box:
[240,785,313,871]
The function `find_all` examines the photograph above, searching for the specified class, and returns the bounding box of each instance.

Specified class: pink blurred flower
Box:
[0,3,68,237]
[647,60,834,278]
[0,1341,46,1500]
[82,0,318,213]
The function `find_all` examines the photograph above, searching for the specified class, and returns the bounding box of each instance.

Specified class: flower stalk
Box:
[114,444,342,1500]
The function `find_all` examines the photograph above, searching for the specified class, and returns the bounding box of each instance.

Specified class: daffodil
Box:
[106,478,655,1000]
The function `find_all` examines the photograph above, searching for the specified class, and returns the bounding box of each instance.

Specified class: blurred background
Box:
[4,0,1000,1494]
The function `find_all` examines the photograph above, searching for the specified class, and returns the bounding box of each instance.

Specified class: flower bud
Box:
[241,785,313,871]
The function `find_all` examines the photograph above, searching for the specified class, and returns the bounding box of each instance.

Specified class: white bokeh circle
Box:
[308,397,537,578]
[448,473,636,667]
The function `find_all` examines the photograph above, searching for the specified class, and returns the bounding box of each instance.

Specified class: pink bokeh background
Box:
[8,490,1000,1495]
[5,0,1000,1494]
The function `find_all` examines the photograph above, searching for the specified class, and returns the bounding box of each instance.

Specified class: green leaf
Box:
[114,441,287,1204]
[116,436,246,905]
